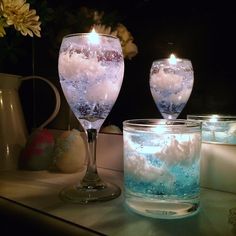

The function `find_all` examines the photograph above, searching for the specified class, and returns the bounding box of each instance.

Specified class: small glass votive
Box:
[123,119,202,219]
[187,114,236,193]
[187,114,236,144]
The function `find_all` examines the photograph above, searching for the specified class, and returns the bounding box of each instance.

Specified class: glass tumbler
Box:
[123,119,202,219]
[187,114,236,144]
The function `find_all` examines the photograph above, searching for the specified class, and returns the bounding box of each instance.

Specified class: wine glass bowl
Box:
[149,56,194,119]
[58,32,124,203]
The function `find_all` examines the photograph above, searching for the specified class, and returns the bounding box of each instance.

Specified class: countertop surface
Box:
[0,132,236,235]
[0,168,236,236]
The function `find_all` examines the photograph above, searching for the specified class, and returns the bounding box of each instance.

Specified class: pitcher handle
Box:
[21,75,61,129]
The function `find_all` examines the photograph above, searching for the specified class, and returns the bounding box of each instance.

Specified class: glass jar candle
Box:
[123,119,202,219]
[187,114,236,144]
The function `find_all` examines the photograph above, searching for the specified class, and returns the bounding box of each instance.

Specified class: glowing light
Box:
[168,54,177,65]
[6,145,9,156]
[209,114,219,122]
[88,28,100,44]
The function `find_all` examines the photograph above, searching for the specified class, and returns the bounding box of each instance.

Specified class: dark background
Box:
[1,0,236,131]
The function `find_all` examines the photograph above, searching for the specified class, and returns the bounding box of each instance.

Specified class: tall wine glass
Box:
[58,31,124,203]
[149,54,194,119]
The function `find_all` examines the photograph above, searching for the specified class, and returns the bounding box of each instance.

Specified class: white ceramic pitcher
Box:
[0,73,61,170]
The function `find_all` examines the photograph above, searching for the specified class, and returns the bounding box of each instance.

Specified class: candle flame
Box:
[209,114,219,122]
[88,28,100,44]
[168,54,177,65]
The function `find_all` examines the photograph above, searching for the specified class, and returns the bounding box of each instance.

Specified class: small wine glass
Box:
[58,30,124,203]
[149,54,194,119]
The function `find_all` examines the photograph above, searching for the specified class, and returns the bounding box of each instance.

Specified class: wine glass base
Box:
[60,182,121,204]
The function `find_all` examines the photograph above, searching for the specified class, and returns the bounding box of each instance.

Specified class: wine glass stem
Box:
[81,128,102,187]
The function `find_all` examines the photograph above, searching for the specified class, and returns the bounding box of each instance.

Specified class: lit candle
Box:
[168,53,177,65]
[150,54,194,119]
[88,28,100,44]
[58,30,124,108]
[188,115,236,144]
[59,29,104,83]
[123,119,202,219]
[209,114,219,122]
[187,114,236,194]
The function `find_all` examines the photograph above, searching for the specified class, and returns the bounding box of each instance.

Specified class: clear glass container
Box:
[149,57,194,119]
[58,32,124,203]
[123,119,202,219]
[187,115,236,144]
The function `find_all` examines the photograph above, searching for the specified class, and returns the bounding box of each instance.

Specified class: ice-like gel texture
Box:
[58,34,124,130]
